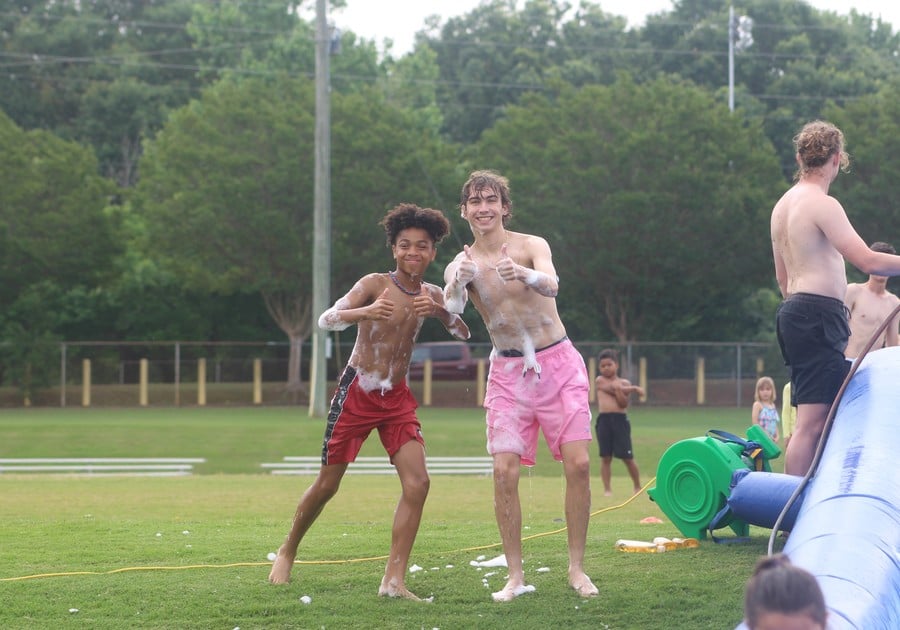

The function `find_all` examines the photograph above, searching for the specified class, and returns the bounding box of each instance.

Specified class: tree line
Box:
[1,0,899,396]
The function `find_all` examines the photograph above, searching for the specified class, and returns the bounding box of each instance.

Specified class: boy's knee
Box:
[312,476,342,500]
[492,461,520,489]
[565,453,592,478]
[402,473,430,502]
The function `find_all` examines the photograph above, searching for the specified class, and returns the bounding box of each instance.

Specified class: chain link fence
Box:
[0,339,788,408]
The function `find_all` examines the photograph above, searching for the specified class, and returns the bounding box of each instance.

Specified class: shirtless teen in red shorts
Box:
[268,203,469,600]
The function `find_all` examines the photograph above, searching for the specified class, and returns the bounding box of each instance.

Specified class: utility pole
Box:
[309,0,331,418]
[728,5,754,112]
[728,5,735,112]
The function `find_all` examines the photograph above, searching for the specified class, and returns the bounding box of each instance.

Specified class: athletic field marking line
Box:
[261,455,494,476]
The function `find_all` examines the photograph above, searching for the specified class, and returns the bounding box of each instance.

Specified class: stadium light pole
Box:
[309,0,331,418]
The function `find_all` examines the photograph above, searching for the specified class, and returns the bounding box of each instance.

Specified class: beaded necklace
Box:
[389,270,422,296]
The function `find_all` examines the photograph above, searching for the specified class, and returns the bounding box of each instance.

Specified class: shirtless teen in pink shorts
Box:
[444,170,598,602]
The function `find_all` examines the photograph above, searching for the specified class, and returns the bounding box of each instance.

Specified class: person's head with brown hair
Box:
[459,170,513,227]
[870,241,896,256]
[598,348,619,364]
[793,120,850,182]
[744,554,827,630]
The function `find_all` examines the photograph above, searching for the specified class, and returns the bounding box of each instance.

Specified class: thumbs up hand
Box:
[368,287,394,320]
[412,293,437,318]
[455,244,478,285]
[495,243,519,282]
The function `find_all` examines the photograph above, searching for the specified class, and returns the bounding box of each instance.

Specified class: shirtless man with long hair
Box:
[771,121,900,476]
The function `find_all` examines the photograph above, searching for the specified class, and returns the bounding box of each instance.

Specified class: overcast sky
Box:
[322,0,899,57]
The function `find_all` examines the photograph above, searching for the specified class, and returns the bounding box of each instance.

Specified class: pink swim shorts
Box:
[484,338,592,466]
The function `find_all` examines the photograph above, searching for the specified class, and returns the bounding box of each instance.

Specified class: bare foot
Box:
[603,490,613,497]
[268,548,295,584]
[569,571,599,598]
[379,576,423,601]
[633,487,642,496]
[491,581,535,602]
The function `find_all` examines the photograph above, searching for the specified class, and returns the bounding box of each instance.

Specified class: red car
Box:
[407,341,480,381]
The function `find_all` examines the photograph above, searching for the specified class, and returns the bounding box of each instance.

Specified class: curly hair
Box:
[379,203,450,246]
[793,120,850,181]
[459,170,513,226]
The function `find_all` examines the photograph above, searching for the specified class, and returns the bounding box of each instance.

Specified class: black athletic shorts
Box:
[775,292,851,406]
[595,412,634,459]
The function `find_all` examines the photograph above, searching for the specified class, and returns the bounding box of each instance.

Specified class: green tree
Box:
[76,78,169,187]
[424,0,635,143]
[135,75,315,391]
[188,0,380,95]
[0,283,65,404]
[380,45,444,134]
[469,76,783,341]
[0,1,204,185]
[0,111,118,308]
[187,0,307,79]
[639,0,900,176]
[826,79,900,258]
[0,110,118,397]
[135,75,461,391]
[97,210,283,343]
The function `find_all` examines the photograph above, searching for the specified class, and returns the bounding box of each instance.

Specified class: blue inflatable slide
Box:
[774,347,900,629]
[651,347,900,629]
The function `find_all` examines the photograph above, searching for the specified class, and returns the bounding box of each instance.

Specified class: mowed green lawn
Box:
[0,405,775,629]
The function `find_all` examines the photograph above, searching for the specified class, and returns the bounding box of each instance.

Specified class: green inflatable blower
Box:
[647,426,780,540]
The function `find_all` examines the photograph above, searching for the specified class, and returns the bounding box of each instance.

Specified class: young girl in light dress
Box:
[751,376,780,442]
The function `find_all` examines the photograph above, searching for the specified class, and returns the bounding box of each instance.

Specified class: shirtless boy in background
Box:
[843,241,900,359]
[594,348,644,497]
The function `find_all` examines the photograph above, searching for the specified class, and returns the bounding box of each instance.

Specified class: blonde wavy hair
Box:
[793,120,850,181]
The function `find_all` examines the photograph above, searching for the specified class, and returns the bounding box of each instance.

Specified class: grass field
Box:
[0,405,779,629]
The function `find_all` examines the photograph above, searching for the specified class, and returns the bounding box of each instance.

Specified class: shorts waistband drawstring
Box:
[497,336,568,358]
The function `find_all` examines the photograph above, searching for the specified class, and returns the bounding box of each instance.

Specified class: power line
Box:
[3,7,888,36]
[0,63,866,108]
[2,37,893,78]
[1,2,895,87]
[0,40,266,69]
[0,10,299,36]
[0,6,890,113]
